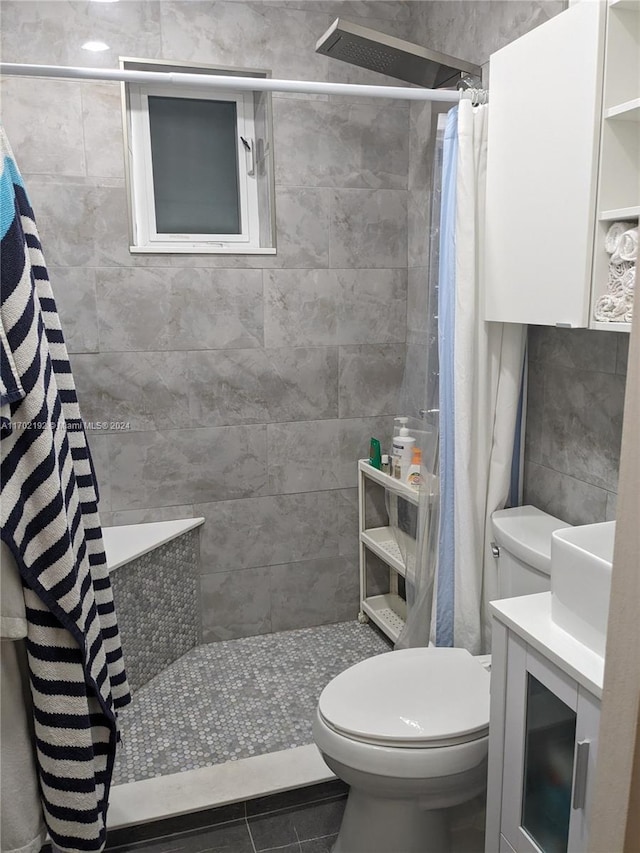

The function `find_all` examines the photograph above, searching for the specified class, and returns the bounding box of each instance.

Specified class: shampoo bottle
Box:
[391,417,415,482]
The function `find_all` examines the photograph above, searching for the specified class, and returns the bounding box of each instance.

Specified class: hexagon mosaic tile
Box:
[113,621,391,784]
[110,529,200,693]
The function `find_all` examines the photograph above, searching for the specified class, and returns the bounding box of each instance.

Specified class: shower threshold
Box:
[110,621,391,829]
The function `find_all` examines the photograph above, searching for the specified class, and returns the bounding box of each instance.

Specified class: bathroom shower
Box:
[315,18,482,88]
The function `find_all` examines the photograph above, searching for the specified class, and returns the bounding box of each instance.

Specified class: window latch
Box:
[240,136,255,177]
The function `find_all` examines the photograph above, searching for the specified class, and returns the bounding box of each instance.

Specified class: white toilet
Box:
[313,506,570,853]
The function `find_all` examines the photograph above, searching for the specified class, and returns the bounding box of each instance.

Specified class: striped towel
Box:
[0,127,131,851]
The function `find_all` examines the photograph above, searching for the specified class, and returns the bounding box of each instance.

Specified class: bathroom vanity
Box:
[485,594,605,853]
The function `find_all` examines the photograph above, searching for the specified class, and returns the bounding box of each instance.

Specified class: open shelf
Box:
[599,206,640,220]
[361,527,407,576]
[597,121,640,212]
[605,98,640,120]
[362,594,407,643]
[609,0,639,10]
[590,216,636,333]
[358,459,419,506]
[591,320,632,332]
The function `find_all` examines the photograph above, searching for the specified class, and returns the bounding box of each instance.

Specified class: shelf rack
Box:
[590,0,639,333]
[357,460,421,643]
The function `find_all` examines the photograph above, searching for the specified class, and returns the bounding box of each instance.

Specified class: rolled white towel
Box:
[612,226,638,264]
[594,292,628,321]
[607,261,633,295]
[605,221,634,254]
[622,264,635,298]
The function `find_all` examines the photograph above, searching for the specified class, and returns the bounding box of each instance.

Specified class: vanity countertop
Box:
[490,592,605,698]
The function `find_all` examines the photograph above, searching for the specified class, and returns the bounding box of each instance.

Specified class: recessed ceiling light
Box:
[81,41,111,52]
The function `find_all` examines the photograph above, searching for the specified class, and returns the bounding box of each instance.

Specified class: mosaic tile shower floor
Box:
[113,621,391,785]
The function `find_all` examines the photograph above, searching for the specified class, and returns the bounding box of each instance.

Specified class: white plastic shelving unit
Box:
[590,0,640,332]
[357,459,419,643]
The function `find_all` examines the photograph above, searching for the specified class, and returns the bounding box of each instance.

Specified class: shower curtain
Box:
[399,99,526,655]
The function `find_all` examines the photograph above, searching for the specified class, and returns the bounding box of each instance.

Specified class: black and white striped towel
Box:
[0,127,131,851]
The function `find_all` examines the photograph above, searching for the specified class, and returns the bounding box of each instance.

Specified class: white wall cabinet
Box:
[485,0,639,331]
[485,613,602,853]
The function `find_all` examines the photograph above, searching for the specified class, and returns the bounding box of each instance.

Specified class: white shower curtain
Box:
[437,99,526,654]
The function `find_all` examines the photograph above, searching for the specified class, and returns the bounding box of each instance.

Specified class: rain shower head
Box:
[315,18,482,89]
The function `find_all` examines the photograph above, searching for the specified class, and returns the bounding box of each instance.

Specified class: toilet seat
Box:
[318,647,490,749]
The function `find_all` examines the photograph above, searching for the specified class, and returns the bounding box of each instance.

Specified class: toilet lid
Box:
[318,648,490,748]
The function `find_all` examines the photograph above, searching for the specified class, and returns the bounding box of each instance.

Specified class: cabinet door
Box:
[485,1,606,327]
[568,688,600,851]
[502,639,579,852]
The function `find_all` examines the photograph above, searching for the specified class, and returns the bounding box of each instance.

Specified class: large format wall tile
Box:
[201,567,272,642]
[0,0,162,66]
[109,504,196,527]
[266,416,394,494]
[72,351,190,432]
[539,365,625,493]
[96,268,264,351]
[338,416,396,488]
[330,189,408,268]
[81,82,125,179]
[524,361,545,467]
[108,426,268,509]
[267,420,342,494]
[189,347,338,426]
[407,188,430,268]
[273,187,330,269]
[406,268,430,336]
[273,99,409,190]
[160,1,329,81]
[528,326,619,374]
[1,79,86,176]
[523,462,609,527]
[264,271,339,347]
[86,434,112,513]
[26,179,135,268]
[338,344,406,418]
[409,102,434,193]
[336,555,360,622]
[50,267,99,354]
[337,269,407,345]
[270,558,343,632]
[264,269,407,347]
[195,491,340,573]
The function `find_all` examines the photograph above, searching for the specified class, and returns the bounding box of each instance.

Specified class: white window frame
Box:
[128,83,262,253]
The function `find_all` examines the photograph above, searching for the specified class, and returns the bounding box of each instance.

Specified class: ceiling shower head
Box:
[315,18,482,89]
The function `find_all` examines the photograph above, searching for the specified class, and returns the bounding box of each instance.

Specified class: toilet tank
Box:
[491,506,571,599]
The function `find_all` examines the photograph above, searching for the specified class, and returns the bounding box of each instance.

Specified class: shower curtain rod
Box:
[0,62,464,102]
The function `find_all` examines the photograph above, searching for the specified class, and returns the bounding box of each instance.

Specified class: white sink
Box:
[551,522,615,657]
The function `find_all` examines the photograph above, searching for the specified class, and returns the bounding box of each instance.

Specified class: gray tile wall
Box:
[407,1,628,526]
[1,0,414,640]
[524,328,627,526]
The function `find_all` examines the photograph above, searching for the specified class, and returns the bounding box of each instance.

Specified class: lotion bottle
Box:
[391,417,415,482]
[407,446,423,487]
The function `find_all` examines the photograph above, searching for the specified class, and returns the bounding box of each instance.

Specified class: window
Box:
[123,60,275,254]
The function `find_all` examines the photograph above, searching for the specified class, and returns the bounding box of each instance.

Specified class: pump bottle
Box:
[391,417,415,482]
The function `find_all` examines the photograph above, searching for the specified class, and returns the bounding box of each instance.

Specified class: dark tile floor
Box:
[104,782,347,853]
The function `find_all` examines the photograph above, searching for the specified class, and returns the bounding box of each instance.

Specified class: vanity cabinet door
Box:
[501,638,599,853]
[484,0,606,327]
